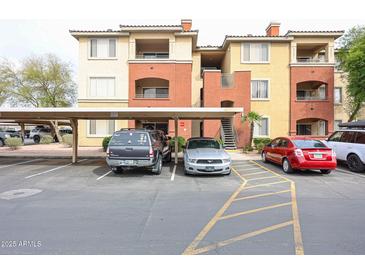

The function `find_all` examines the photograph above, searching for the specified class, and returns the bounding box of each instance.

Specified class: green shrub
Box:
[5,137,23,150]
[253,137,272,147]
[256,142,266,153]
[216,138,223,145]
[243,145,254,153]
[62,134,73,147]
[170,136,186,152]
[40,135,54,144]
[102,136,112,152]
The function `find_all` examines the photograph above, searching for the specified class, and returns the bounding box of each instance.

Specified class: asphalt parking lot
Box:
[0,156,365,255]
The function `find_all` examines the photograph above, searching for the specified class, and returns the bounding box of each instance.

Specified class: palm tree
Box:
[242,111,263,147]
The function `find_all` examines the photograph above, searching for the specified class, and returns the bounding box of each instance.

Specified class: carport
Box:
[0,107,243,164]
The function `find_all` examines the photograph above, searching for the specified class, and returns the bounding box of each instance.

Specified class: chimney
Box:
[181,19,192,31]
[265,21,281,36]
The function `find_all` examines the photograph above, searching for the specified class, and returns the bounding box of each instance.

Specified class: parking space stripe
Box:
[335,168,365,179]
[171,165,177,181]
[188,220,294,255]
[244,180,289,189]
[219,202,292,221]
[0,158,42,169]
[25,159,87,179]
[247,175,278,181]
[234,189,291,202]
[96,170,112,181]
[244,171,268,176]
[233,167,262,172]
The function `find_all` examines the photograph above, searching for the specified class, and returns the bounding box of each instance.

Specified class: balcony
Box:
[135,39,169,60]
[293,42,333,65]
[296,56,328,63]
[135,78,169,99]
[296,81,327,101]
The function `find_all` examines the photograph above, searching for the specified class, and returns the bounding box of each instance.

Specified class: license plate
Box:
[120,160,134,165]
[313,153,323,159]
[205,166,215,171]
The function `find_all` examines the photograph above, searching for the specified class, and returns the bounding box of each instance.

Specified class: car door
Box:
[353,131,365,163]
[275,138,290,163]
[336,131,356,160]
[266,138,281,163]
[326,131,344,159]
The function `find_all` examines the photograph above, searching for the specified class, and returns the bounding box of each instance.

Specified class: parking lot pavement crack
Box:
[137,189,160,241]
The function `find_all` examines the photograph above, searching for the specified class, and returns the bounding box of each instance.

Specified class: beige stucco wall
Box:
[78,102,128,147]
[229,42,291,138]
[78,37,129,101]
[221,45,231,73]
[191,52,202,137]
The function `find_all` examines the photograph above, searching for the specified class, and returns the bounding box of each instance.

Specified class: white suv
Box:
[325,129,365,172]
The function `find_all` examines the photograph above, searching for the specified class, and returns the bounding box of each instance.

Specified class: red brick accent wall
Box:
[128,63,192,139]
[290,66,335,136]
[202,71,251,147]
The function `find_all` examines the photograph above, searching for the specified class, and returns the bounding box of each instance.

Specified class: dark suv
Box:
[106,129,172,174]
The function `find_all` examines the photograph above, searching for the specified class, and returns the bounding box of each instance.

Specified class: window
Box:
[88,120,115,136]
[242,43,269,62]
[136,88,169,99]
[253,117,269,136]
[334,120,342,131]
[89,77,115,97]
[251,80,269,99]
[90,38,116,58]
[334,87,342,104]
[109,132,149,146]
[355,132,365,144]
[277,139,289,148]
[297,124,311,135]
[339,131,356,143]
[292,140,326,148]
[328,131,344,142]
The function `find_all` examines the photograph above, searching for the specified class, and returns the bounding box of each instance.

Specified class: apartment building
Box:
[70,20,345,148]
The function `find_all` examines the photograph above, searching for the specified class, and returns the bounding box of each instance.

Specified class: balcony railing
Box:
[297,96,327,101]
[296,57,328,63]
[135,53,169,59]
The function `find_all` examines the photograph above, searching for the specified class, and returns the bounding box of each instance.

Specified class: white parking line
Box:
[171,165,177,181]
[0,158,42,169]
[25,159,87,179]
[335,168,365,179]
[96,170,112,181]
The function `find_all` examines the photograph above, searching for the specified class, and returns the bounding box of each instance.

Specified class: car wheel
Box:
[320,169,332,174]
[282,158,293,173]
[112,167,123,174]
[152,155,162,175]
[33,135,40,144]
[262,151,268,163]
[347,154,365,172]
[0,138,4,147]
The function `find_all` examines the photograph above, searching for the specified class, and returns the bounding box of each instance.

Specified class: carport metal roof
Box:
[0,107,243,120]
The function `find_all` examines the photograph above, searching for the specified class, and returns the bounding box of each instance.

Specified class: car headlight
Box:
[4,134,10,138]
[222,158,231,163]
[187,158,197,163]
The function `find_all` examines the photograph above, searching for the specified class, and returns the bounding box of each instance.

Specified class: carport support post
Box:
[174,118,178,165]
[70,119,78,164]
[19,123,25,139]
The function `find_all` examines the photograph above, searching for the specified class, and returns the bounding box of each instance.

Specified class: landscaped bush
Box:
[5,137,23,150]
[243,145,254,153]
[170,136,186,152]
[255,142,266,154]
[253,137,272,147]
[62,134,73,147]
[102,136,112,152]
[40,135,54,144]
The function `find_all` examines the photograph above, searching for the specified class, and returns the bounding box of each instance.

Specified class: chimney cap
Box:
[181,19,192,23]
[265,21,281,32]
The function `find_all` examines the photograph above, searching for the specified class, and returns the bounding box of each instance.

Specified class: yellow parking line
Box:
[244,180,289,189]
[250,160,304,255]
[189,221,294,255]
[234,167,262,171]
[244,171,268,176]
[219,202,292,221]
[182,166,247,255]
[234,189,291,202]
[247,175,278,181]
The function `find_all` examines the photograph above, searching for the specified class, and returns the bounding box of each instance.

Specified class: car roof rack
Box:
[339,120,365,130]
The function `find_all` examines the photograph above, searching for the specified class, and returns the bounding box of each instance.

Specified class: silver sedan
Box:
[183,137,231,175]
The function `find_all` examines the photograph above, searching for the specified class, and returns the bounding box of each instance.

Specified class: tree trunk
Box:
[249,122,254,147]
[49,120,62,143]
[348,101,362,122]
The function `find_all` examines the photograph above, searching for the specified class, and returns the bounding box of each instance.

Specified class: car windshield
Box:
[187,139,220,149]
[292,140,327,148]
[109,132,149,146]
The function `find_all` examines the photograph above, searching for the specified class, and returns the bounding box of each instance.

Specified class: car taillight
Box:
[106,147,110,156]
[149,147,154,158]
[294,149,304,157]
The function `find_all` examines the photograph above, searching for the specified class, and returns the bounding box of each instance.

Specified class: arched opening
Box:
[296,81,327,101]
[221,100,234,107]
[296,118,328,136]
[135,78,169,99]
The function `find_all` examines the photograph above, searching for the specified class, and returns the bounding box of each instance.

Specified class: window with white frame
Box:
[251,80,269,99]
[334,87,342,104]
[88,120,115,136]
[89,77,115,97]
[242,43,269,62]
[253,117,269,136]
[90,38,116,58]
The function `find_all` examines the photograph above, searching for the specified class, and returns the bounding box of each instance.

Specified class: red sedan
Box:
[262,137,337,174]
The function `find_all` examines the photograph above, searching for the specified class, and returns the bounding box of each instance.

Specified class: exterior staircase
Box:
[221,118,237,150]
